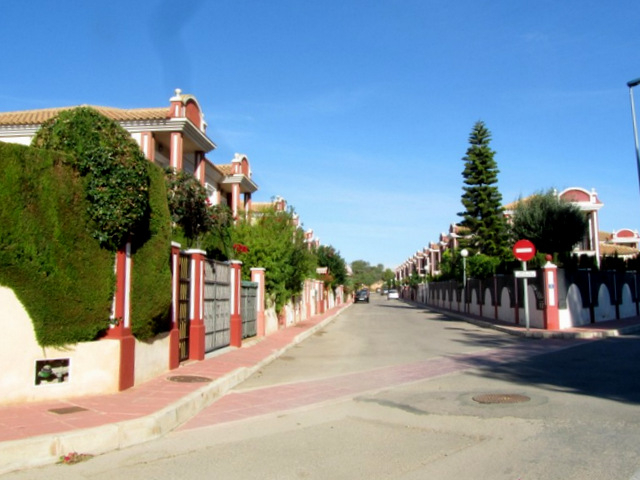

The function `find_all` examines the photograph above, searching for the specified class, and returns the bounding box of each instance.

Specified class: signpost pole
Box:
[522,261,530,331]
[513,239,536,332]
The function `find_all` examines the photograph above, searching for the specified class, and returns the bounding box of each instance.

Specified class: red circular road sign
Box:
[513,239,536,262]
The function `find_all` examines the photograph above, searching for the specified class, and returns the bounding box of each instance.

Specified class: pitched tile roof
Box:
[0,106,170,126]
[250,201,275,212]
[600,243,639,256]
[599,231,613,242]
[217,164,234,175]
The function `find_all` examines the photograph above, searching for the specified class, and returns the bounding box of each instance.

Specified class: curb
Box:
[408,300,640,339]
[0,305,349,475]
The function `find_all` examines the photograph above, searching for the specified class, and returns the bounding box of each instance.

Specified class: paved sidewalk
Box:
[0,304,350,475]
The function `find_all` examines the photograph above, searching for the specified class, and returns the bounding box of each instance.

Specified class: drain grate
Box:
[167,375,212,383]
[49,406,89,415]
[472,393,531,404]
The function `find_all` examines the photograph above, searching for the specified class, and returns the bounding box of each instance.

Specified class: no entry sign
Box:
[513,239,536,262]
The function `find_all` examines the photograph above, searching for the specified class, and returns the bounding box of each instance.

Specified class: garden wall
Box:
[410,266,640,329]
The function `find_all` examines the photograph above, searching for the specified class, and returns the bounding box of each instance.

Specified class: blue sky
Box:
[2,1,640,269]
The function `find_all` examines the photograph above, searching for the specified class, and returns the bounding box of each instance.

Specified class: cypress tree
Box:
[458,121,508,257]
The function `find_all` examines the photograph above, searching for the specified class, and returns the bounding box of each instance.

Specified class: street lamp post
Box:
[627,77,640,196]
[460,249,469,311]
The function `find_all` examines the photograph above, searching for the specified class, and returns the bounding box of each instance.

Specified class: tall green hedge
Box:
[31,107,173,342]
[0,106,173,345]
[32,107,150,250]
[130,162,172,339]
[0,143,115,345]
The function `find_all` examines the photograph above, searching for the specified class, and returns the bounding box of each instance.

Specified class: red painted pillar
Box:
[230,260,243,347]
[231,183,240,219]
[105,242,135,391]
[194,151,206,185]
[187,249,206,360]
[543,257,560,330]
[251,268,266,337]
[140,132,155,162]
[305,280,311,319]
[316,280,324,314]
[168,242,181,370]
[170,132,183,171]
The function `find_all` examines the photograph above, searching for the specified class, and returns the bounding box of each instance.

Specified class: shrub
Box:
[2,107,174,345]
[232,206,316,313]
[32,107,150,250]
[0,143,114,345]
[129,162,173,339]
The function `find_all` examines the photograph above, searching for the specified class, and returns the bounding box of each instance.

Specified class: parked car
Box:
[355,290,370,303]
[387,289,399,300]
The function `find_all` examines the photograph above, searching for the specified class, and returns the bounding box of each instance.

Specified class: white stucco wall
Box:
[134,333,171,385]
[0,135,32,146]
[566,284,590,327]
[516,284,544,329]
[469,290,480,316]
[264,306,279,335]
[0,286,120,405]
[497,288,513,323]
[620,284,637,318]
[594,284,616,322]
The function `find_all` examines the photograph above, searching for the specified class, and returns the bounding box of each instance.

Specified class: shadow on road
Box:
[461,335,640,405]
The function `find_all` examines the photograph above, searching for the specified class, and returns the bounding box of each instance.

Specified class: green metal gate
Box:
[241,281,258,339]
[178,253,190,362]
[204,259,231,353]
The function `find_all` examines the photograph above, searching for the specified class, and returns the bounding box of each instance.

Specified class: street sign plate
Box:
[513,239,536,262]
[515,270,537,278]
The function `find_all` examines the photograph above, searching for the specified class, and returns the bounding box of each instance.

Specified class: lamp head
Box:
[628,78,640,88]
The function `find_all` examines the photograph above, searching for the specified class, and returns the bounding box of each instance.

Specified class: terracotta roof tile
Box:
[600,243,639,256]
[0,105,170,126]
[217,164,233,175]
[599,231,613,241]
[250,202,274,212]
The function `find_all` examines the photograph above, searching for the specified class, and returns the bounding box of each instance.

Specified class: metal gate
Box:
[204,259,231,353]
[178,253,190,362]
[241,281,258,339]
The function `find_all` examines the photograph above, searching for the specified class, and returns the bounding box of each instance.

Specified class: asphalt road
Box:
[5,295,640,479]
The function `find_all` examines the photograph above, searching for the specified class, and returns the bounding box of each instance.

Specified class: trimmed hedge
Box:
[32,107,150,250]
[0,107,174,345]
[0,143,115,345]
[130,162,172,339]
[31,107,173,342]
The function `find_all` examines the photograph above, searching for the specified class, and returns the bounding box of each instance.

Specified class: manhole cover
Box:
[49,406,89,415]
[167,375,212,383]
[472,393,531,404]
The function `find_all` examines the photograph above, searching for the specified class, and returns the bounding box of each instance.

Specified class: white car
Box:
[387,289,399,299]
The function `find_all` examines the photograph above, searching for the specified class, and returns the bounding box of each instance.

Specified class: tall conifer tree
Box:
[458,121,508,257]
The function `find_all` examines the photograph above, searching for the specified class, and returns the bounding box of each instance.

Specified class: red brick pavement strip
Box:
[178,338,582,431]
[0,305,346,445]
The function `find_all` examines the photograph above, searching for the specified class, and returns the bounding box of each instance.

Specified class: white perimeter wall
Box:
[0,286,172,405]
[0,286,120,405]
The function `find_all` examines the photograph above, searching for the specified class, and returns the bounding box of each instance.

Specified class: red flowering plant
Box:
[58,451,94,465]
[233,243,249,255]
